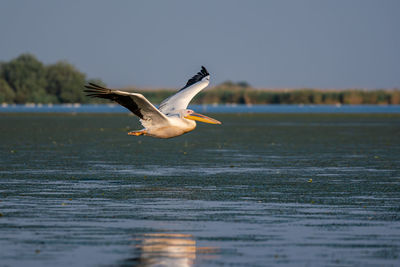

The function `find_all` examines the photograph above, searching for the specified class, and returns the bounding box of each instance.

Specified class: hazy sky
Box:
[1,0,399,89]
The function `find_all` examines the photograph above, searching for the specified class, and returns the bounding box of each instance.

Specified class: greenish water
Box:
[0,113,399,266]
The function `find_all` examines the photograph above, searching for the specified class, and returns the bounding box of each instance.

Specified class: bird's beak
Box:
[185,112,221,124]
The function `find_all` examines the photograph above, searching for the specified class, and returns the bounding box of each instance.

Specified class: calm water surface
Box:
[0,114,399,266]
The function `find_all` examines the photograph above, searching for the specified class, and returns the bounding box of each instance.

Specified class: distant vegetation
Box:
[135,83,400,105]
[1,53,399,105]
[0,53,104,104]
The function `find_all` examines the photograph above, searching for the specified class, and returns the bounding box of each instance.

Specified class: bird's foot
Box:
[128,130,147,136]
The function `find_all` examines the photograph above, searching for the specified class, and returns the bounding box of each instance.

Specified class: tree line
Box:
[134,82,400,105]
[1,53,399,105]
[0,53,104,103]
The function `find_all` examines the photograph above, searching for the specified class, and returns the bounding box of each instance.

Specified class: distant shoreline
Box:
[2,86,399,105]
[1,54,399,105]
[1,103,400,114]
[125,87,400,106]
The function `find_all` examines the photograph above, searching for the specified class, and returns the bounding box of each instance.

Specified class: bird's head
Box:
[181,109,221,124]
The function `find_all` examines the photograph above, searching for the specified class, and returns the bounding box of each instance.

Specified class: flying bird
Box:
[84,66,221,138]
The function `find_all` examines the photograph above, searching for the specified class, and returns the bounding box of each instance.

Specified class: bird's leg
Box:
[128,129,147,136]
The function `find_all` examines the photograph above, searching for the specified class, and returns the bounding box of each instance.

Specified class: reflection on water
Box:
[124,233,218,267]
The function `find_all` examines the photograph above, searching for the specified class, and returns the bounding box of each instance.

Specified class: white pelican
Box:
[84,66,221,138]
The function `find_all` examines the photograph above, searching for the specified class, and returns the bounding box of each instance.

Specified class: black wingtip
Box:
[83,83,112,99]
[201,66,209,76]
[88,82,107,89]
[179,66,210,91]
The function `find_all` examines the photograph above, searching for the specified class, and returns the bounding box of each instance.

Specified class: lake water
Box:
[0,113,399,266]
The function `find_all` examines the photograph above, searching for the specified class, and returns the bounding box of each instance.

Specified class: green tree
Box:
[237,81,251,88]
[46,61,86,103]
[1,54,48,103]
[0,78,15,103]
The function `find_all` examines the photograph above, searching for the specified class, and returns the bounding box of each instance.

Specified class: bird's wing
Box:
[158,66,210,115]
[84,83,169,125]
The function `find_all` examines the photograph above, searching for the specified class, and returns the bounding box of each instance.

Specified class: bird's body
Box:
[84,66,221,138]
[138,113,196,138]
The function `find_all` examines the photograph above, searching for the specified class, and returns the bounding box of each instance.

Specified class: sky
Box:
[1,0,399,89]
